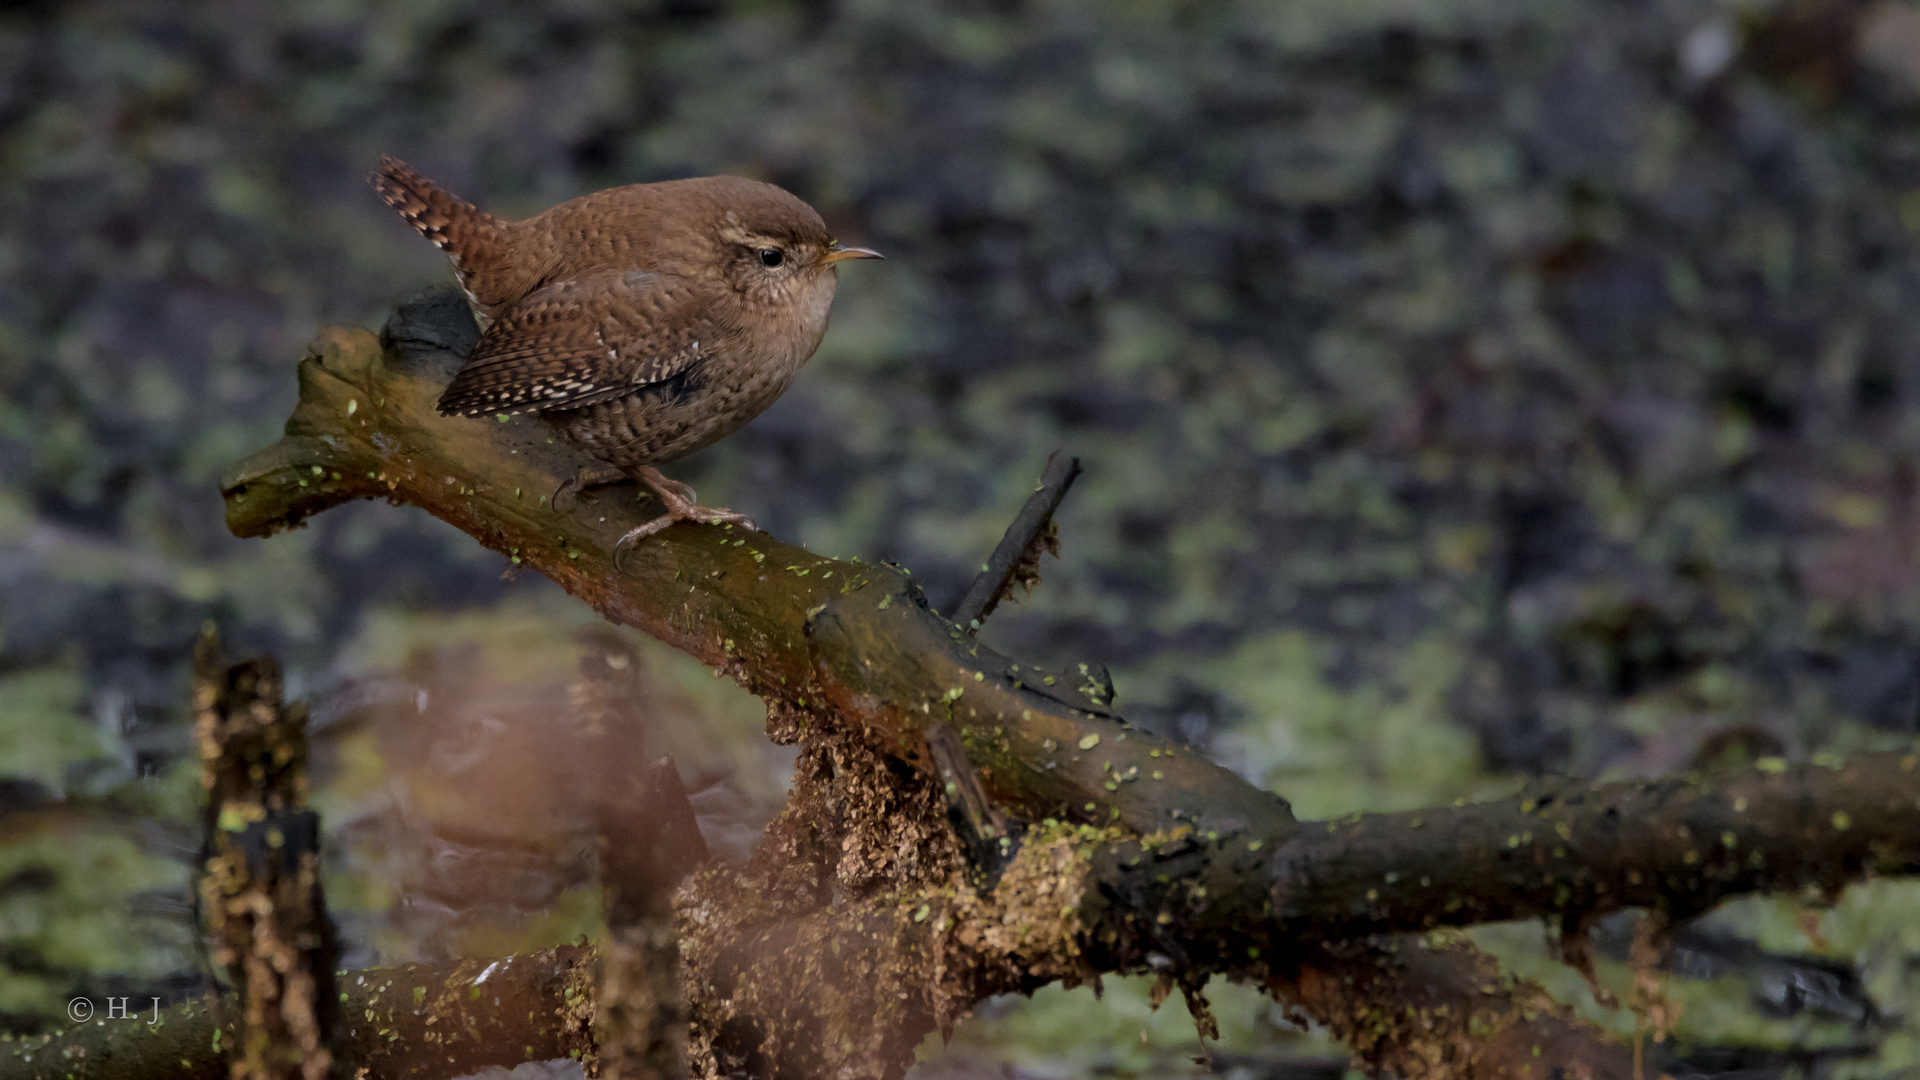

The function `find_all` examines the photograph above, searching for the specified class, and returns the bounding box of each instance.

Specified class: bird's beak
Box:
[823,243,884,264]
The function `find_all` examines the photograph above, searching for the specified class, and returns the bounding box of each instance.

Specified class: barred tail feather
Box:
[370,156,512,310]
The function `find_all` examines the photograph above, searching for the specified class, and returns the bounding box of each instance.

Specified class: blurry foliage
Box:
[0,826,191,1029]
[3,0,1920,1072]
[0,665,95,794]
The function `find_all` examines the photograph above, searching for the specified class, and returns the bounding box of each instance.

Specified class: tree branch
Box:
[203,294,1909,1078]
[676,817,1643,1079]
[220,293,1287,842]
[1075,752,1920,951]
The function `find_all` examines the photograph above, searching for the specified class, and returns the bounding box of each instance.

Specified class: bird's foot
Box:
[611,468,758,569]
[673,503,758,529]
[611,508,759,569]
[552,464,631,510]
[649,474,700,506]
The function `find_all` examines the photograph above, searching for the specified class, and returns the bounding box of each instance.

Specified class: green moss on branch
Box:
[1075,751,1920,959]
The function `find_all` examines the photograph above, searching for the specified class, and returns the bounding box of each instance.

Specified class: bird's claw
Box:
[608,465,757,571]
[682,506,757,531]
[655,476,700,505]
[553,465,630,510]
[612,514,677,570]
[609,507,758,571]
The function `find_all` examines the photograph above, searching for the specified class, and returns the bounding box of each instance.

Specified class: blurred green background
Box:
[6,0,1920,1075]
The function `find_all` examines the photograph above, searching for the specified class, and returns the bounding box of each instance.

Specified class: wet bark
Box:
[1076,751,1920,955]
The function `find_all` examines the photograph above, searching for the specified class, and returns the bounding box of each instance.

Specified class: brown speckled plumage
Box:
[371,155,880,547]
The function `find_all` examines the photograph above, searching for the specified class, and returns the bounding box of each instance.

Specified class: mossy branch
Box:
[203,293,1913,1078]
[220,290,1290,841]
[1074,751,1920,955]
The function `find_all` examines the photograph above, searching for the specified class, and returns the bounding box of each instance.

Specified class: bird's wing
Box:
[436,271,715,417]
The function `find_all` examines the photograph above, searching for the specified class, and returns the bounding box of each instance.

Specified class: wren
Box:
[371,156,881,552]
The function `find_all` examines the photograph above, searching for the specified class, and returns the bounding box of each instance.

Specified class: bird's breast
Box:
[782,273,838,365]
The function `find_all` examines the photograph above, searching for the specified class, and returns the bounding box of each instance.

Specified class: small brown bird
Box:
[370,156,881,551]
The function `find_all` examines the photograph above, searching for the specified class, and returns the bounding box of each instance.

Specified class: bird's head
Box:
[699,178,882,307]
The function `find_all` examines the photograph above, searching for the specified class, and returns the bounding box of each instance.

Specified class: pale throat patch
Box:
[799,276,835,328]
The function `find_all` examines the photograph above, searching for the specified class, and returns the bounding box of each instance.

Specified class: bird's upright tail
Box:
[371,156,514,313]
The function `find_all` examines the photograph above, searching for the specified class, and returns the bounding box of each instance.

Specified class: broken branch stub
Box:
[951,450,1081,631]
[192,629,339,1080]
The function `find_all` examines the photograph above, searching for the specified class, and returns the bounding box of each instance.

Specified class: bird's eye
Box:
[758,248,784,268]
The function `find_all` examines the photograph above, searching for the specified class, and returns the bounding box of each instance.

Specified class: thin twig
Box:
[952,451,1081,632]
